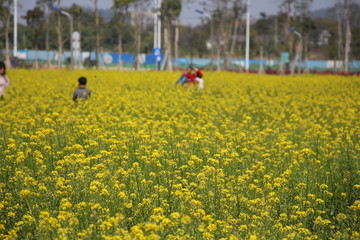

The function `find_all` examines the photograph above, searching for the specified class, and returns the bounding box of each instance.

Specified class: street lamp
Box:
[288,27,302,75]
[51,5,74,69]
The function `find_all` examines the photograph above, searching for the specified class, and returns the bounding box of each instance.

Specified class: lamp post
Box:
[51,5,74,69]
[288,27,302,75]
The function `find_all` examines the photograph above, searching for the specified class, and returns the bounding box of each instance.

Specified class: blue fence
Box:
[14,50,360,70]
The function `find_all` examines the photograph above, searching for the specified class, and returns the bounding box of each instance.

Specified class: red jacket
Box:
[184,73,196,84]
[195,69,203,78]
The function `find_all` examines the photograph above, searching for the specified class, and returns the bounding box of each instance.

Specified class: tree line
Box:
[0,0,359,72]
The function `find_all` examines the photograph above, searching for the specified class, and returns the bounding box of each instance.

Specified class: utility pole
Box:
[153,0,162,70]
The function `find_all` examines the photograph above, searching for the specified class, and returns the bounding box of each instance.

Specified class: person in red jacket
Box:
[175,67,192,85]
[193,67,204,89]
[175,66,204,89]
[183,68,196,85]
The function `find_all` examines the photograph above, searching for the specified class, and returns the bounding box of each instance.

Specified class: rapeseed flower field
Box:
[0,69,359,239]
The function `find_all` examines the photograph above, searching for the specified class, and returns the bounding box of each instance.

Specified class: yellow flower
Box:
[125,202,133,209]
[7,211,16,218]
[19,189,32,198]
[307,194,316,200]
[59,198,72,210]
[249,234,257,240]
[144,223,159,232]
[181,215,192,224]
[314,216,331,225]
[170,212,181,219]
[101,188,109,196]
[1,70,359,238]
[335,213,347,221]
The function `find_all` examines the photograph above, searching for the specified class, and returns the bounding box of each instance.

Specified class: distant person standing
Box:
[0,61,10,100]
[73,76,91,101]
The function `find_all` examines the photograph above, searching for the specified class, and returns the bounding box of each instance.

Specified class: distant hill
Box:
[97,6,335,23]
[99,8,114,22]
[81,7,114,23]
[307,2,360,24]
[90,3,359,24]
[308,8,334,20]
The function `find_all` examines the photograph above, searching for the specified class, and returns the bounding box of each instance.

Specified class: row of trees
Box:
[0,0,359,72]
[191,0,358,72]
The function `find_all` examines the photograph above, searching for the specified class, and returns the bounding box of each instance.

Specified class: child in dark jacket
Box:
[73,77,91,101]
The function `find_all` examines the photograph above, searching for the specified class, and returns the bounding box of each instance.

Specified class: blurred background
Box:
[0,0,359,73]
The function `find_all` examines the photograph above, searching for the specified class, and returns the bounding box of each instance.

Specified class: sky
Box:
[19,0,341,26]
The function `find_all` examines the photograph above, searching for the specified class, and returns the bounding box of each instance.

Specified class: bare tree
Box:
[23,7,44,69]
[294,0,314,73]
[255,13,271,74]
[230,2,245,58]
[200,0,243,71]
[129,0,151,70]
[336,2,343,69]
[344,0,352,73]
[94,0,100,68]
[174,16,180,69]
[279,0,295,52]
[277,0,310,74]
[132,1,141,70]
[36,0,53,68]
[0,0,13,68]
[53,0,64,69]
[161,0,181,71]
[218,1,231,70]
[228,0,244,70]
[113,0,133,70]
[161,0,182,71]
